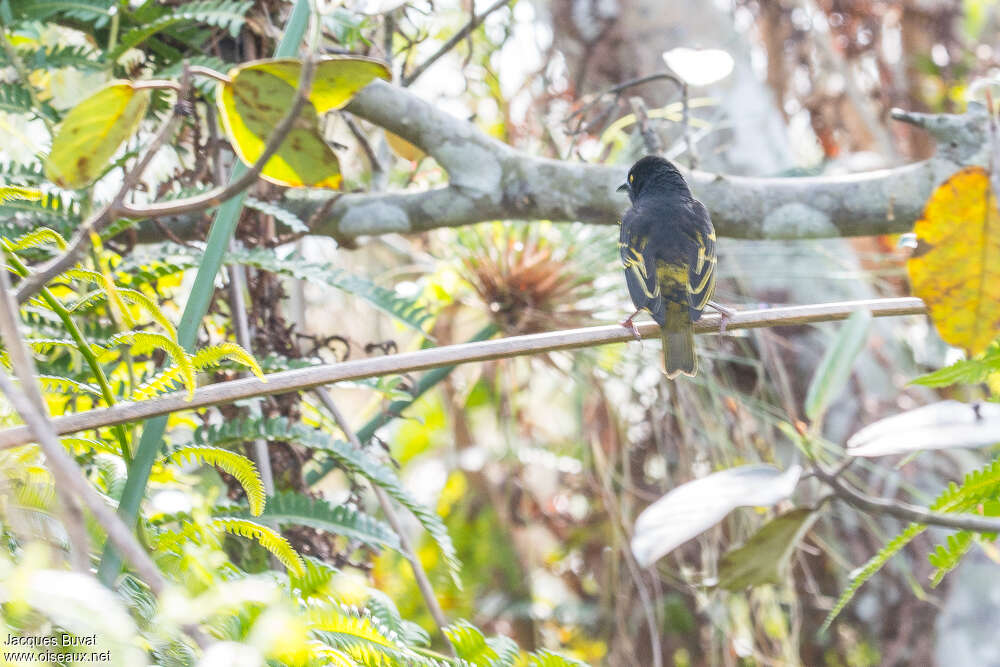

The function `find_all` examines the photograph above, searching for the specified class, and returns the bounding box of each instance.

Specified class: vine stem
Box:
[0,297,926,448]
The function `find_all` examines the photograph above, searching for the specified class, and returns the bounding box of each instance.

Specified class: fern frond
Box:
[38,374,101,397]
[168,446,265,516]
[7,226,65,252]
[60,436,121,457]
[244,197,308,232]
[212,517,303,576]
[0,185,43,204]
[192,342,264,378]
[308,605,432,667]
[528,649,589,667]
[133,365,187,400]
[108,331,195,397]
[823,523,925,631]
[195,417,461,584]
[0,191,79,224]
[74,287,177,337]
[445,620,519,667]
[244,491,400,552]
[226,247,434,334]
[928,531,976,586]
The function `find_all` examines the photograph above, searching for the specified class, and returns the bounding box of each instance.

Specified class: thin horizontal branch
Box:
[0,298,925,448]
[133,84,992,245]
[816,465,1000,533]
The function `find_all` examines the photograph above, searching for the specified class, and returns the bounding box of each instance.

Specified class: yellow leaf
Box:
[908,167,1000,355]
[44,81,150,189]
[244,56,390,113]
[216,66,341,189]
[385,130,425,162]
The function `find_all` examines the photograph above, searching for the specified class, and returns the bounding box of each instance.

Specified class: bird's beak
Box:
[616,183,628,193]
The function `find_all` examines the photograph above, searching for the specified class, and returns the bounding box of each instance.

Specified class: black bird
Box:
[617,156,717,378]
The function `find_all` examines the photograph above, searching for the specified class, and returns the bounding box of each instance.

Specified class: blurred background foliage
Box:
[1,0,1000,665]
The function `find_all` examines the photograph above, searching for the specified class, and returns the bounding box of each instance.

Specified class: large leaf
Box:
[846,400,1000,457]
[908,167,1000,355]
[44,81,150,189]
[717,508,817,590]
[217,64,339,188]
[631,464,802,567]
[804,309,872,421]
[243,56,390,113]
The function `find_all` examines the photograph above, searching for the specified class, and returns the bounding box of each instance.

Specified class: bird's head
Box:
[617,155,691,203]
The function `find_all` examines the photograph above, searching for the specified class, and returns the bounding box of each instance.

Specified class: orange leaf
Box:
[908,167,1000,355]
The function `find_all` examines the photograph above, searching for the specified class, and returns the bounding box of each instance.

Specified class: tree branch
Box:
[400,0,513,87]
[132,84,992,245]
[0,297,926,448]
[815,465,1000,533]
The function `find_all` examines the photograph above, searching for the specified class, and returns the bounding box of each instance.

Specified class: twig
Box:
[400,0,512,86]
[115,58,317,220]
[565,71,685,137]
[15,67,194,304]
[0,298,927,448]
[312,387,453,648]
[628,96,664,155]
[228,260,275,494]
[814,465,1000,533]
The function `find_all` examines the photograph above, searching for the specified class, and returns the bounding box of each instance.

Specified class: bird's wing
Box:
[686,201,717,321]
[620,212,665,324]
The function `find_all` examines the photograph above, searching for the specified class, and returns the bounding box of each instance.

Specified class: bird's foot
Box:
[708,300,736,335]
[620,310,643,341]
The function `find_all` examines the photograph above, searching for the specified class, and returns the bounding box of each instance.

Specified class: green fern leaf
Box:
[0,186,43,204]
[822,523,925,632]
[928,531,976,586]
[195,417,462,584]
[192,342,264,378]
[445,620,519,667]
[168,445,265,516]
[244,197,308,233]
[108,331,195,398]
[308,606,433,667]
[212,517,303,576]
[245,491,400,551]
[225,247,434,334]
[528,649,589,667]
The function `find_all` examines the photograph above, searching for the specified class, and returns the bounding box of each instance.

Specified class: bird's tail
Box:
[661,301,696,379]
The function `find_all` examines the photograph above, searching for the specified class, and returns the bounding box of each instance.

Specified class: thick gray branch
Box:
[136,82,991,244]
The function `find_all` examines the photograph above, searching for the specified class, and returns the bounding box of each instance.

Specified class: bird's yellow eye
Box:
[628,174,634,184]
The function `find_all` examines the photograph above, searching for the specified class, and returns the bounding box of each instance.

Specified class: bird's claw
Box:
[708,300,736,335]
[620,313,643,341]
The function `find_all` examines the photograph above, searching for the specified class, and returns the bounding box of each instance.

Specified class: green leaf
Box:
[445,620,519,667]
[195,416,461,584]
[44,81,151,189]
[168,445,265,516]
[216,61,341,188]
[212,517,304,576]
[717,508,817,590]
[246,491,401,552]
[804,309,872,421]
[226,247,434,334]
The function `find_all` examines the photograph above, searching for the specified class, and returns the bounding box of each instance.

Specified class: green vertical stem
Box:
[97,0,314,586]
[305,322,499,486]
[2,247,132,463]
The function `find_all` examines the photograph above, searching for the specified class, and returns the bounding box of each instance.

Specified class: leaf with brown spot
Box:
[908,167,1000,355]
[215,56,389,189]
[44,81,150,189]
[217,66,341,188]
